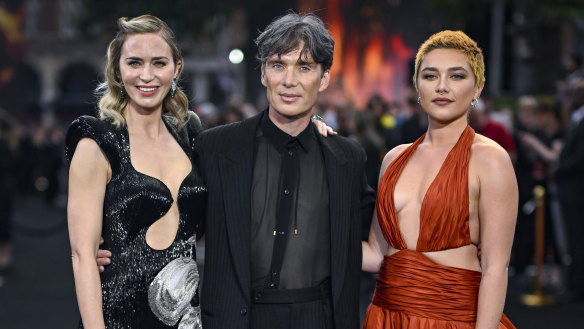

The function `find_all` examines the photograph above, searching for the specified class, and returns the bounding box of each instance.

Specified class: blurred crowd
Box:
[0,116,66,271]
[1,53,584,299]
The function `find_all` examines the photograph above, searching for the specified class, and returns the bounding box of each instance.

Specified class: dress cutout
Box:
[364,125,516,329]
[66,114,207,329]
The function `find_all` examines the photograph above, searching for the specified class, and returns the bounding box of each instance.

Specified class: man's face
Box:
[261,42,330,124]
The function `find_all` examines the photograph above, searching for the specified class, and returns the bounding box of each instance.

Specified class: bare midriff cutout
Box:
[387,244,481,271]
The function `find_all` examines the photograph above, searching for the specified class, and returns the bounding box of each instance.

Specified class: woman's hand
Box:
[312,115,337,137]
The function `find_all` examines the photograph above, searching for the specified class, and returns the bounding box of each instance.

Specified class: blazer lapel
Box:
[217,114,262,301]
[318,135,352,304]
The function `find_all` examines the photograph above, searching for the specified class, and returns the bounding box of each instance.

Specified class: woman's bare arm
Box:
[68,138,110,329]
[362,208,388,272]
[518,132,563,163]
[474,142,518,329]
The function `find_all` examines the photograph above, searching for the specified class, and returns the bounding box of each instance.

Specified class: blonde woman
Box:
[362,31,517,329]
[66,15,205,328]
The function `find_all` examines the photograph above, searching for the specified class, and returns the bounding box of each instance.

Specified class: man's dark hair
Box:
[255,12,334,71]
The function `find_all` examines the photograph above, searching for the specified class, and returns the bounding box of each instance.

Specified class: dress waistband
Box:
[372,249,482,322]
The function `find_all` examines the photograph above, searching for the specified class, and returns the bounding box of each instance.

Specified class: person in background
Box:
[397,88,427,145]
[516,99,569,282]
[557,53,583,114]
[554,81,584,302]
[468,96,516,162]
[511,95,541,274]
[354,111,385,192]
[0,119,14,273]
[219,105,245,125]
[366,94,399,150]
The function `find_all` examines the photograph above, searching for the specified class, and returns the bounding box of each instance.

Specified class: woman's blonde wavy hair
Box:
[413,30,485,92]
[96,14,188,126]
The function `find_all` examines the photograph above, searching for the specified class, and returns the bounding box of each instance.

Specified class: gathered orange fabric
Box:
[365,125,516,328]
[376,125,474,252]
[362,250,515,328]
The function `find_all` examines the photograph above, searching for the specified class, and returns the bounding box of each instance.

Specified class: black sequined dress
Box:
[66,113,207,329]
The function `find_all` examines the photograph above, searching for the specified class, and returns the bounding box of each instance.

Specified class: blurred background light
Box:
[229,48,244,64]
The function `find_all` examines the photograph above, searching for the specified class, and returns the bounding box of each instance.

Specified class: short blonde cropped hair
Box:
[413,30,485,91]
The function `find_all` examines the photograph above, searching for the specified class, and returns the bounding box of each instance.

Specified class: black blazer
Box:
[194,111,375,329]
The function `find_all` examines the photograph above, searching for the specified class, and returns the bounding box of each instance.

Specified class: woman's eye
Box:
[422,74,436,79]
[154,61,167,67]
[451,74,465,79]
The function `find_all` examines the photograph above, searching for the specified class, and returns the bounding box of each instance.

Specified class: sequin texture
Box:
[66,114,207,328]
[148,236,202,328]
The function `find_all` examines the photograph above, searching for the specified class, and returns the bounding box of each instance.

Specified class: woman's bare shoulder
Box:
[382,143,411,166]
[377,143,412,183]
[471,133,514,173]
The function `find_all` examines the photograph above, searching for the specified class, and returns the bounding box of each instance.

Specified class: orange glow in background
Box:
[323,0,414,108]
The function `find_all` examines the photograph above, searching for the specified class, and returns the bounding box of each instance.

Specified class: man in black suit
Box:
[194,12,374,329]
[556,82,584,302]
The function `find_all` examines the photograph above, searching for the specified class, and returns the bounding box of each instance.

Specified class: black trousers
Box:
[250,281,333,329]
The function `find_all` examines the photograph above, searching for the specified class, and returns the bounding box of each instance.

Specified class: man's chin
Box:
[272,109,311,121]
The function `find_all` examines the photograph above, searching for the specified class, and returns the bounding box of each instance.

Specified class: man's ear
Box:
[260,64,267,87]
[318,69,331,92]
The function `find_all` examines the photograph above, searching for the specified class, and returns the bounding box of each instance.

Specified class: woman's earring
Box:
[120,81,125,100]
[471,98,478,108]
[417,96,421,105]
[171,78,177,97]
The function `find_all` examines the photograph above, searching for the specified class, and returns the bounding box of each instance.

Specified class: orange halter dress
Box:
[363,125,515,329]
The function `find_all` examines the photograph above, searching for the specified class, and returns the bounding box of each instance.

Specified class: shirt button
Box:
[284,189,290,195]
[241,307,247,316]
[288,150,293,156]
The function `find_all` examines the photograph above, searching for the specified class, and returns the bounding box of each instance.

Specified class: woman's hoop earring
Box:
[471,98,479,108]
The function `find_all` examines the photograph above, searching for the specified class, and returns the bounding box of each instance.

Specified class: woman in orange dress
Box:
[362,30,518,329]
